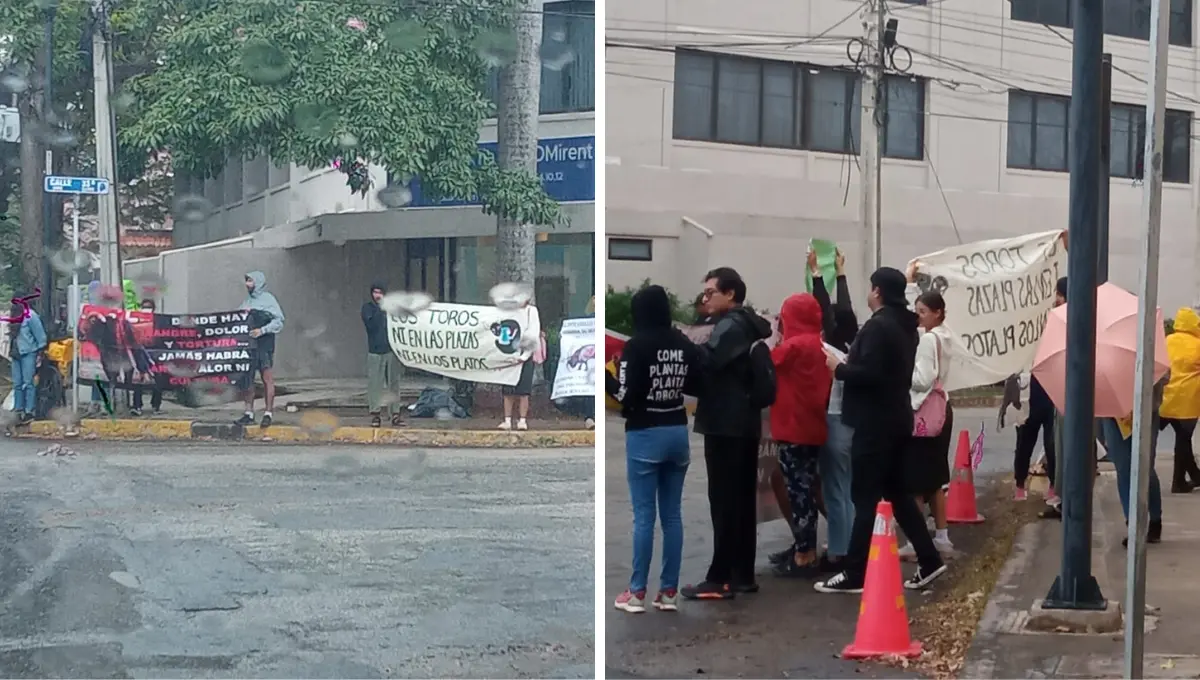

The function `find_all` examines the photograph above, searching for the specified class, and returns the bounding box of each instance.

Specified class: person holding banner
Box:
[768,292,833,578]
[608,285,701,613]
[814,267,947,595]
[898,289,955,559]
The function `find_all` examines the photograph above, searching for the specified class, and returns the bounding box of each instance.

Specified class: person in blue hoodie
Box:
[8,297,48,423]
[237,271,285,428]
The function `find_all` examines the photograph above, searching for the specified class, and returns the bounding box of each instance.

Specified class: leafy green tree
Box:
[120,0,560,225]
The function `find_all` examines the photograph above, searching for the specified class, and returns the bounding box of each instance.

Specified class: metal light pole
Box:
[70,191,80,414]
[1043,0,1106,612]
[1098,53,1112,285]
[1125,1,1170,676]
[41,4,55,320]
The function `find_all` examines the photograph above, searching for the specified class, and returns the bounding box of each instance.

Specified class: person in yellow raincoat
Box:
[1159,307,1200,492]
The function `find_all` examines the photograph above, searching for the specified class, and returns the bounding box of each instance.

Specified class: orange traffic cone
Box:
[947,429,985,524]
[842,501,923,660]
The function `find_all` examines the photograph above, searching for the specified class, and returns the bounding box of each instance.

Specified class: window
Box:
[1108,103,1191,182]
[1008,90,1192,183]
[672,50,924,159]
[608,238,652,261]
[1007,91,1069,172]
[1011,0,1192,47]
[483,0,594,114]
[244,155,269,197]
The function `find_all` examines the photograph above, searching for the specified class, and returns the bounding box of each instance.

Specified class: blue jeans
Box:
[626,425,690,593]
[1099,417,1162,522]
[819,414,855,557]
[10,353,36,414]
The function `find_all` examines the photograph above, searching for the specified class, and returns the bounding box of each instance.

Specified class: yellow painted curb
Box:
[29,419,194,439]
[25,419,594,448]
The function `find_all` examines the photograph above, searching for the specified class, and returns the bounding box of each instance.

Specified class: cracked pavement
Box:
[0,439,594,678]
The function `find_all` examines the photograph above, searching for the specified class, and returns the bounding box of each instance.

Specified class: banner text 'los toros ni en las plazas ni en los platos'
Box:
[387,302,541,385]
[77,305,255,389]
[909,229,1067,391]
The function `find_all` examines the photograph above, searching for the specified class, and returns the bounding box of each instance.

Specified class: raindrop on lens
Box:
[300,410,339,435]
[380,291,433,316]
[51,407,79,429]
[337,132,358,148]
[112,91,136,114]
[434,407,452,421]
[0,69,30,93]
[164,359,200,379]
[300,322,326,339]
[95,284,125,308]
[384,19,428,49]
[189,381,236,406]
[134,273,167,301]
[49,248,90,276]
[489,282,533,310]
[539,34,575,72]
[376,184,412,209]
[475,30,518,68]
[293,103,337,139]
[241,40,294,84]
[174,195,212,223]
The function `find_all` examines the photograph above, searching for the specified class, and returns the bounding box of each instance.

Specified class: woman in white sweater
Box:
[898,289,956,558]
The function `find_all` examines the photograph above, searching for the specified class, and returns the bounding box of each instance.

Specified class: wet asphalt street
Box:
[0,439,594,679]
[604,409,1019,679]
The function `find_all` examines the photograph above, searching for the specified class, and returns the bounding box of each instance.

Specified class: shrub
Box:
[605,281,694,334]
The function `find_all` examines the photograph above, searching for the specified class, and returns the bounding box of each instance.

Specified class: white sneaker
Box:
[584,418,595,430]
[898,542,917,560]
[498,419,512,430]
[934,536,955,555]
[516,418,528,431]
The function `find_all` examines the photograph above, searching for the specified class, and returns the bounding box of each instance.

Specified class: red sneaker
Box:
[613,589,646,613]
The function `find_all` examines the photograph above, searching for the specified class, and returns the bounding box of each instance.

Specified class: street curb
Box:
[24,419,595,448]
[605,395,1003,414]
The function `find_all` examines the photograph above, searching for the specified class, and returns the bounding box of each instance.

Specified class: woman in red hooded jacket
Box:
[770,293,833,577]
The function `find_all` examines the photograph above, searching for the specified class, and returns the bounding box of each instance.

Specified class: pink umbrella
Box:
[1031,282,1170,418]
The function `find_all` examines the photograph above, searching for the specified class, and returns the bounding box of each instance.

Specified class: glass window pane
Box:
[1165,111,1191,182]
[805,70,853,152]
[1107,0,1137,39]
[672,52,715,140]
[1170,0,1192,45]
[715,58,762,144]
[883,77,922,159]
[850,78,862,154]
[761,62,796,147]
[1110,106,1134,178]
[608,238,652,261]
[1007,93,1034,167]
[1034,97,1068,171]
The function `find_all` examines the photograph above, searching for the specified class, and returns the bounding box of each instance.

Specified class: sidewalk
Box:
[23,377,594,448]
[604,411,1019,678]
[965,440,1200,678]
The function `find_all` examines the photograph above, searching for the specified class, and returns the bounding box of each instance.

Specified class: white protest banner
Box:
[551,317,595,400]
[0,321,9,361]
[910,230,1067,391]
[388,302,540,385]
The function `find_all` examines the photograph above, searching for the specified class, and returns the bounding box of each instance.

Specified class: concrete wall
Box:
[606,0,1200,313]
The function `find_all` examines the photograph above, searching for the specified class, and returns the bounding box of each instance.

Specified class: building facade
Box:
[607,0,1200,313]
[129,0,595,380]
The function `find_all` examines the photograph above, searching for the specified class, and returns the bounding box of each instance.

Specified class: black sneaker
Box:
[1039,505,1062,520]
[18,412,33,425]
[732,581,759,594]
[773,559,820,579]
[370,414,382,428]
[818,554,844,573]
[130,408,143,417]
[768,546,794,566]
[260,413,273,429]
[680,581,734,600]
[814,570,864,594]
[235,413,254,426]
[1149,519,1162,543]
[904,562,948,590]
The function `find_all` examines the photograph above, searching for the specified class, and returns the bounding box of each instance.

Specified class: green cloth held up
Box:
[804,239,839,294]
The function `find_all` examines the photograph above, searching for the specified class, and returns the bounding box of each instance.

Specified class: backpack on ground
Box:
[747,340,777,410]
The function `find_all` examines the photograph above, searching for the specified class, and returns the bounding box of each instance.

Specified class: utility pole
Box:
[859,0,885,278]
[91,0,122,288]
[494,0,543,291]
[1126,1,1169,675]
[1043,0,1106,614]
[41,4,55,319]
[1098,53,1112,284]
